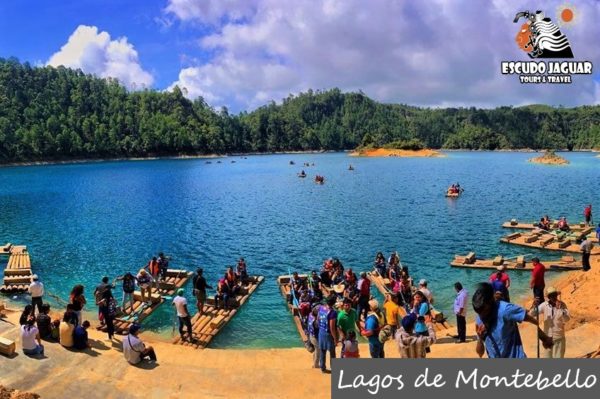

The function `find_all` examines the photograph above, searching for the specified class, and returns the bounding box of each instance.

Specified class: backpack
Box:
[123,276,135,293]
[378,325,393,344]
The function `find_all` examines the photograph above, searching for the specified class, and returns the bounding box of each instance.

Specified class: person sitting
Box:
[36,304,53,340]
[374,252,387,277]
[538,217,550,231]
[320,268,333,288]
[557,217,570,232]
[73,320,92,350]
[19,305,33,326]
[236,258,248,283]
[225,267,238,289]
[21,316,44,356]
[123,323,157,365]
[59,307,76,348]
[215,278,231,310]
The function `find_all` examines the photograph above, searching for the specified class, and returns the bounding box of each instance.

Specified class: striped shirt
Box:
[395,323,436,358]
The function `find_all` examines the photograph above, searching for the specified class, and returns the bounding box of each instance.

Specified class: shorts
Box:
[195,290,206,302]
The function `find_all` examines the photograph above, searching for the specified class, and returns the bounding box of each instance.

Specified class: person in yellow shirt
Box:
[383,293,401,336]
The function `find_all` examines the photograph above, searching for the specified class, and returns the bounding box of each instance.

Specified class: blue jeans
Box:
[23,344,44,356]
[318,332,336,371]
[369,341,384,358]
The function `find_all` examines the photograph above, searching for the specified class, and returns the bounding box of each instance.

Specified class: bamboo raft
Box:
[99,269,193,335]
[500,230,600,254]
[277,275,309,343]
[173,275,264,349]
[1,246,33,293]
[366,270,451,332]
[450,252,583,271]
[502,219,589,231]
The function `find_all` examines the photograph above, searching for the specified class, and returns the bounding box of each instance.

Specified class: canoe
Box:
[277,275,308,343]
[445,192,460,198]
[450,253,583,271]
[500,230,600,254]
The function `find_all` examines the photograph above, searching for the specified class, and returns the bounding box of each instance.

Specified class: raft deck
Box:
[450,253,583,271]
[277,275,309,343]
[366,270,451,332]
[173,275,264,349]
[100,269,193,335]
[502,220,589,231]
[1,246,33,293]
[500,231,600,254]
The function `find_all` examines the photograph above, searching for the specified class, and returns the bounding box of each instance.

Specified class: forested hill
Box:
[1,58,600,163]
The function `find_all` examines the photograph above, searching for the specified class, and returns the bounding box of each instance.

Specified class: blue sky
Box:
[1,0,599,112]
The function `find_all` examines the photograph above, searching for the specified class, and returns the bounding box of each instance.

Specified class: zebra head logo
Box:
[514,10,574,58]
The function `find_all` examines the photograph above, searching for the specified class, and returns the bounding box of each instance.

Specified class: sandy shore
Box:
[349,148,444,157]
[1,257,599,398]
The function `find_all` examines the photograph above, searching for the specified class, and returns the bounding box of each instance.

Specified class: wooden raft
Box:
[277,275,309,343]
[100,269,193,335]
[500,231,600,254]
[502,219,589,231]
[450,253,583,271]
[366,270,452,332]
[172,275,264,349]
[1,246,33,293]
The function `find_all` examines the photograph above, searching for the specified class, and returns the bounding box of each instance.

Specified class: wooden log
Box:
[0,336,16,356]
[558,240,572,249]
[505,232,521,241]
[3,268,31,277]
[524,235,538,243]
[540,236,555,246]
[464,252,476,264]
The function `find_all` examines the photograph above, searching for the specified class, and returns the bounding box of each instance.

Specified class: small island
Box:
[349,139,444,158]
[529,151,570,165]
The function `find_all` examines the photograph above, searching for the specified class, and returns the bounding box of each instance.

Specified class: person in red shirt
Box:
[530,257,546,302]
[489,265,511,302]
[584,204,593,226]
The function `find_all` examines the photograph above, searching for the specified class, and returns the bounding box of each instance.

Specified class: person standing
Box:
[99,289,117,340]
[584,204,593,226]
[530,258,546,302]
[580,236,593,272]
[361,299,384,358]
[472,282,553,358]
[417,279,434,304]
[307,306,321,369]
[94,276,113,326]
[383,293,400,336]
[489,265,510,302]
[147,257,160,290]
[529,287,570,358]
[337,298,359,356]
[115,272,137,313]
[453,282,468,343]
[157,252,169,284]
[69,284,86,326]
[356,272,371,321]
[192,268,212,316]
[173,288,193,342]
[317,295,338,373]
[395,313,436,358]
[28,274,44,315]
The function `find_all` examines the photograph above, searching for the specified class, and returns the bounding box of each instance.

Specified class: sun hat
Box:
[333,284,345,294]
[368,299,379,310]
[546,286,560,296]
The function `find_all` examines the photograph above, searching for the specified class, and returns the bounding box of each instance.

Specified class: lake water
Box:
[0,152,597,348]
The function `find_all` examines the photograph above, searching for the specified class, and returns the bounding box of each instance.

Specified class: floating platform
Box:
[366,270,451,332]
[500,231,600,254]
[1,246,33,293]
[502,219,589,231]
[450,253,583,271]
[99,269,193,335]
[173,275,264,349]
[277,275,308,343]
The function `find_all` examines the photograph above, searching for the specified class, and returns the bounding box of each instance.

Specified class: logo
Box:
[501,6,592,84]
[514,10,573,58]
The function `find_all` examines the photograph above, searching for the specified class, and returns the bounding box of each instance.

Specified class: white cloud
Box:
[47,25,153,90]
[166,0,600,111]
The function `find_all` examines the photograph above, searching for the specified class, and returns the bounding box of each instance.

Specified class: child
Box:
[342,330,360,358]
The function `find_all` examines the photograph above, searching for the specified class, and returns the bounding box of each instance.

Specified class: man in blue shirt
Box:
[317,296,338,373]
[472,283,553,358]
[362,299,384,358]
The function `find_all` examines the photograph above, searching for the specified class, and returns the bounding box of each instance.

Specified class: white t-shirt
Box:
[21,325,38,350]
[29,281,44,298]
[173,296,189,317]
[123,333,145,364]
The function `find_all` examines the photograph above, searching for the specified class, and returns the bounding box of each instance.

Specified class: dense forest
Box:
[1,58,600,163]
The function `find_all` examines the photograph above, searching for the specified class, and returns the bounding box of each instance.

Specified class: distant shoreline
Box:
[0,149,597,168]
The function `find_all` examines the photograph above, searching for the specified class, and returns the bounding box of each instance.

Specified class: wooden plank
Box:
[500,232,600,254]
[450,254,583,271]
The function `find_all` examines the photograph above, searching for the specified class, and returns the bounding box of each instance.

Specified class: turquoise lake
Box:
[0,152,597,348]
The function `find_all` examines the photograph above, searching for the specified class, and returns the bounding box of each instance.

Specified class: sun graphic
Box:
[556,3,578,27]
